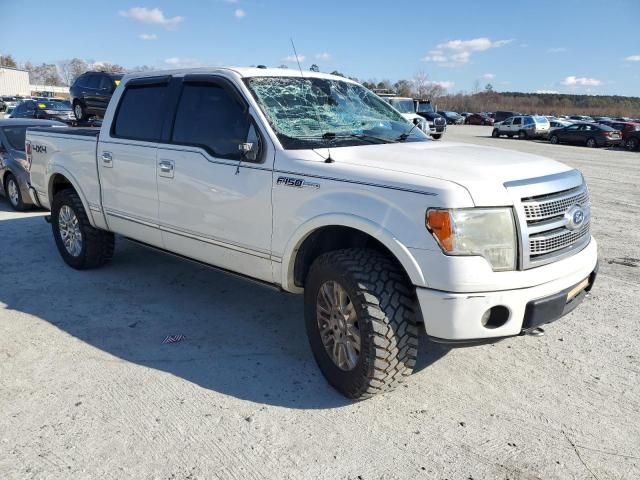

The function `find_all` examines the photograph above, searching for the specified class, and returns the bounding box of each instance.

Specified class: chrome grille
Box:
[505,171,592,269]
[529,221,590,256]
[522,187,589,222]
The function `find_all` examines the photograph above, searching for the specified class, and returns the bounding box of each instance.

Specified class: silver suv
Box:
[492,115,550,139]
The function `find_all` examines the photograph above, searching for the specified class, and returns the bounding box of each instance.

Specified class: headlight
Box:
[426,208,517,271]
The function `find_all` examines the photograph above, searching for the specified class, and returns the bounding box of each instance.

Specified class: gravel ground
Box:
[1,125,639,480]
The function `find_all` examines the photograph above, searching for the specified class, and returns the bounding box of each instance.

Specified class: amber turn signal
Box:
[426,209,453,252]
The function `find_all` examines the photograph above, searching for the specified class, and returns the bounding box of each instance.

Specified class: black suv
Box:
[69,71,123,121]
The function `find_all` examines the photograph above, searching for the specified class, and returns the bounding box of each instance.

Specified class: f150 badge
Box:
[276,176,320,189]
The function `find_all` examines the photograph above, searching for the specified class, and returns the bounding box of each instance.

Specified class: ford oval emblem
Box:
[565,205,585,231]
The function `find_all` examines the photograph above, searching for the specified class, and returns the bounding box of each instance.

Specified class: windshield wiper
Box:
[350,133,396,144]
[396,122,420,142]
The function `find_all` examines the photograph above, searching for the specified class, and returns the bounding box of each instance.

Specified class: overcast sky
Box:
[1,0,639,96]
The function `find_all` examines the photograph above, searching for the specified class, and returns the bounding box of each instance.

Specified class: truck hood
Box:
[320,141,573,206]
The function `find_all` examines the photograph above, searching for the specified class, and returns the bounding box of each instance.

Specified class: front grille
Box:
[523,187,589,222]
[434,117,445,125]
[529,221,590,256]
[511,178,591,268]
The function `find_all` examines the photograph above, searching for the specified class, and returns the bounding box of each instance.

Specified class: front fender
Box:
[280,213,428,293]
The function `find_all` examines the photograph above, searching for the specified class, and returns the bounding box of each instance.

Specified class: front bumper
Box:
[416,241,598,342]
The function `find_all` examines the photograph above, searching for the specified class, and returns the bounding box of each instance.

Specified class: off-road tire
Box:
[304,248,419,399]
[4,173,28,211]
[51,189,114,269]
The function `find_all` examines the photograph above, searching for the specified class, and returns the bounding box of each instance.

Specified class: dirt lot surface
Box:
[1,126,638,479]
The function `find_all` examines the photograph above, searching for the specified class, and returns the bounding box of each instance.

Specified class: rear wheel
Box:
[431,134,442,140]
[304,249,419,399]
[51,189,114,269]
[550,135,560,145]
[73,101,86,122]
[586,137,597,148]
[4,173,27,211]
[626,137,639,151]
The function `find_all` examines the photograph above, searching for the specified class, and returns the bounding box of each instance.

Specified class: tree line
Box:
[2,54,637,116]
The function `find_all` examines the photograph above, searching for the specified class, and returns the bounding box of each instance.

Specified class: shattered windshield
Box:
[244,77,428,149]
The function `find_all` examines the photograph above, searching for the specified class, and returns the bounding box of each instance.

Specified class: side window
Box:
[567,125,580,131]
[513,117,522,125]
[171,82,255,161]
[98,75,112,90]
[112,83,168,141]
[86,75,101,89]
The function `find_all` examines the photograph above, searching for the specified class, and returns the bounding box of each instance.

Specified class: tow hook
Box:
[44,215,51,224]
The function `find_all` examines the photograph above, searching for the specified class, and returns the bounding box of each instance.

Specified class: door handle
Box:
[101,151,113,167]
[158,159,175,178]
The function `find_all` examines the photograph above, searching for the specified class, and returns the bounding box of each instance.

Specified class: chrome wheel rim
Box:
[74,104,82,119]
[316,281,361,371]
[58,205,82,257]
[7,178,19,206]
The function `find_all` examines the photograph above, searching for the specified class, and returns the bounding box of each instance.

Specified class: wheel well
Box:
[49,174,75,200]
[293,226,410,288]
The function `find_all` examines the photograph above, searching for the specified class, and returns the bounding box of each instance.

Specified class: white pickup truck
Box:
[27,68,598,399]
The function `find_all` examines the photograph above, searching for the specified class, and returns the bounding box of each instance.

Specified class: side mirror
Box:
[238,142,258,162]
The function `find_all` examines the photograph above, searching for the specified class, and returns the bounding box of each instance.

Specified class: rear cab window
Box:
[112,79,169,142]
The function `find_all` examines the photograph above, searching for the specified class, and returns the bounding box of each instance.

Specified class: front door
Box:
[156,76,274,283]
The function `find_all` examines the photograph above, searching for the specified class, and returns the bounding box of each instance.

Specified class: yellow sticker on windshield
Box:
[37,103,46,109]
[114,80,121,86]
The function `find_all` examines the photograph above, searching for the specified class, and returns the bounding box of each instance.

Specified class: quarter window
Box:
[112,83,168,141]
[171,83,253,160]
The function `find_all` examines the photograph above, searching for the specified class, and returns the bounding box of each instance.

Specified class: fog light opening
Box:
[481,306,510,329]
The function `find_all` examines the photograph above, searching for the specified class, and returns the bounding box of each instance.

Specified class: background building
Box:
[0,66,70,98]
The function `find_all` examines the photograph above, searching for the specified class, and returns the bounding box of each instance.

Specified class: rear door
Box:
[84,74,101,111]
[95,75,114,114]
[511,116,522,134]
[98,76,171,247]
[155,74,275,283]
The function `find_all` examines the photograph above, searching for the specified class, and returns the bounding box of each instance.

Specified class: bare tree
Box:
[0,54,18,68]
[472,79,481,95]
[57,58,89,85]
[394,79,413,97]
[24,62,64,86]
[92,62,126,73]
[309,64,320,72]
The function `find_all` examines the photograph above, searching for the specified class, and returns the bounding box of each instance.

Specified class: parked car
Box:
[599,121,640,143]
[436,111,464,125]
[9,99,75,124]
[549,123,622,147]
[568,115,594,122]
[493,111,521,123]
[0,119,65,210]
[465,113,494,126]
[491,115,550,139]
[27,68,598,399]
[414,100,446,139]
[1,96,19,112]
[69,71,123,121]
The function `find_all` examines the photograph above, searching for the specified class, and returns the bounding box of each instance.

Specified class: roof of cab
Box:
[122,66,358,83]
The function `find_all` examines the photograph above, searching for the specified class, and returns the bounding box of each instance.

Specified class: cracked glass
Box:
[244,76,428,149]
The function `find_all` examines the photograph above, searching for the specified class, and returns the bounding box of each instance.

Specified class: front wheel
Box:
[304,249,419,399]
[51,189,115,269]
[491,129,500,138]
[550,135,560,144]
[431,134,442,140]
[627,137,639,151]
[4,173,28,211]
[518,130,528,140]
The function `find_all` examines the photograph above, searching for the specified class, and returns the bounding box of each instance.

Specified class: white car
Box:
[26,68,598,399]
[492,115,551,139]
